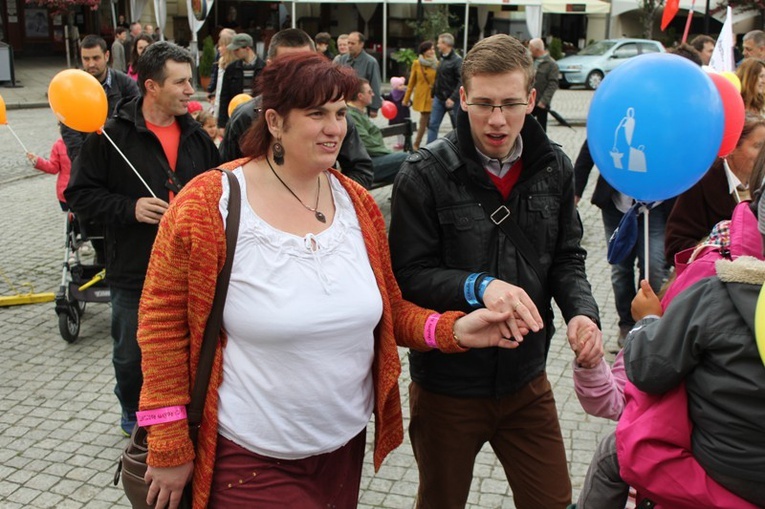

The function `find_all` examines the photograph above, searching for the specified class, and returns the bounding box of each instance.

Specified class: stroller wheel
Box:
[58,309,81,343]
[74,299,86,317]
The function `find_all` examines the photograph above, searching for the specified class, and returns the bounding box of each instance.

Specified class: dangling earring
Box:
[273,139,285,165]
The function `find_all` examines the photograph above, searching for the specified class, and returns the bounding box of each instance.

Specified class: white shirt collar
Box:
[475,135,523,178]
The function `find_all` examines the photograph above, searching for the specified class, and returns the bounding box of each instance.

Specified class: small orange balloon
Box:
[721,71,741,93]
[228,93,251,117]
[0,94,6,125]
[48,69,108,133]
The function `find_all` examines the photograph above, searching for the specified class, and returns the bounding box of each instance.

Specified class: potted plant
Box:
[198,35,215,90]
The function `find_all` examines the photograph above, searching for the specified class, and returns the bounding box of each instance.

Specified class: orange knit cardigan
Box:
[137,161,466,508]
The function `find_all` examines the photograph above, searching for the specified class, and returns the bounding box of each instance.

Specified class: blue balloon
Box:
[587,53,724,202]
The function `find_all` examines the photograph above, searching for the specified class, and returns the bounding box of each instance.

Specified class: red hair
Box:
[239,52,359,158]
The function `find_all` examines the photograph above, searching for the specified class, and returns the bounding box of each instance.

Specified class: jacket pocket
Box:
[524,194,560,254]
[436,204,489,269]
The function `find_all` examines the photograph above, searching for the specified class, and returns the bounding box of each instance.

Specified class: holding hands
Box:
[567,315,603,368]
[481,279,544,342]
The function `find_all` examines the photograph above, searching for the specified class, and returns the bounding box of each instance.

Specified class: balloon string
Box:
[101,129,157,199]
[6,124,29,153]
[642,206,650,285]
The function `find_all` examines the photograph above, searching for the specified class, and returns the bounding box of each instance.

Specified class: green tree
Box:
[408,6,458,47]
[638,0,665,39]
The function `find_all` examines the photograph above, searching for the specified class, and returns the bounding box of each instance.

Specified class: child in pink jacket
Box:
[573,201,761,509]
[27,137,71,211]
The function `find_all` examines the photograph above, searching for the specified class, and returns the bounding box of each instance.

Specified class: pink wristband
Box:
[424,313,441,349]
[136,406,187,427]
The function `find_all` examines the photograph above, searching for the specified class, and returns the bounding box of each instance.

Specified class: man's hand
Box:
[135,197,169,224]
[567,315,603,368]
[631,279,663,322]
[369,110,378,119]
[537,101,548,110]
[482,280,543,342]
[574,195,581,206]
[445,98,455,109]
[145,462,193,509]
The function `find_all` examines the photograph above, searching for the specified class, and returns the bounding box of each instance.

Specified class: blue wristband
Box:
[477,276,496,304]
[463,272,483,308]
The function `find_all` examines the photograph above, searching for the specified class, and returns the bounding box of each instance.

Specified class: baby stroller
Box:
[55,211,110,343]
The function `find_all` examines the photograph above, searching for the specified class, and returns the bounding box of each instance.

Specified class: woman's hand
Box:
[481,279,544,342]
[454,309,520,349]
[403,100,412,107]
[145,462,194,509]
[631,279,662,322]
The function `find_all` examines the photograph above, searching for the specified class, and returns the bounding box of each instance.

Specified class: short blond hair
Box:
[462,34,534,93]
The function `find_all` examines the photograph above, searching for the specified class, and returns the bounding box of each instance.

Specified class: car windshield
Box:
[578,40,618,56]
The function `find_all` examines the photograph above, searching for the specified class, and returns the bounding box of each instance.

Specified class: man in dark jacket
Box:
[219,28,373,188]
[61,34,139,162]
[529,38,558,132]
[426,32,462,144]
[65,42,221,436]
[389,34,602,509]
[574,139,672,344]
[217,33,265,129]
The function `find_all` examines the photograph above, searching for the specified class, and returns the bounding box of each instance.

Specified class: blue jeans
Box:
[426,97,458,144]
[111,286,143,415]
[601,201,668,328]
[372,152,408,184]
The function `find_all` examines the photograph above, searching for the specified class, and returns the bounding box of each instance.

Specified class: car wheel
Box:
[586,70,604,90]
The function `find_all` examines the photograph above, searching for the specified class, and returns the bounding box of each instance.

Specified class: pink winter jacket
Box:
[34,138,71,204]
[573,202,761,508]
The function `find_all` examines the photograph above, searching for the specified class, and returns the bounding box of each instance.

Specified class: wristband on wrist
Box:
[424,313,441,349]
[477,276,496,304]
[463,272,484,308]
[136,406,187,427]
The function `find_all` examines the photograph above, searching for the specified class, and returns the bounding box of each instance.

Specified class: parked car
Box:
[557,38,666,90]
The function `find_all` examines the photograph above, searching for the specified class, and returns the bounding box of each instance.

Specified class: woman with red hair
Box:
[136,52,527,508]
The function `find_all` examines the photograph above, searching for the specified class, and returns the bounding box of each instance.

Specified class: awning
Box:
[542,0,609,14]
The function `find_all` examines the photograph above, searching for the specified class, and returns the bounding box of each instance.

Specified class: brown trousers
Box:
[409,373,571,509]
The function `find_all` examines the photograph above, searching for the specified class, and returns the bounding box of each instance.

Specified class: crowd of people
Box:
[26,20,764,509]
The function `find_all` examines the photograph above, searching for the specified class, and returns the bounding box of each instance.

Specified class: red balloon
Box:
[708,72,746,158]
[381,100,398,120]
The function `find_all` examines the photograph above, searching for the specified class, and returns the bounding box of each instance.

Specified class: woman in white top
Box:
[137,52,542,509]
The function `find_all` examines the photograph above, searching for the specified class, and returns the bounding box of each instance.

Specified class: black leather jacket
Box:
[219,96,374,189]
[65,97,222,290]
[389,109,599,397]
[433,50,462,103]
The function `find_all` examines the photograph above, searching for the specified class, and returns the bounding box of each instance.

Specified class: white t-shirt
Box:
[216,168,383,459]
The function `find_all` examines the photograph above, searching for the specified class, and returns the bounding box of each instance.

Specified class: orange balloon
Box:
[0,93,6,125]
[228,93,251,117]
[48,69,107,132]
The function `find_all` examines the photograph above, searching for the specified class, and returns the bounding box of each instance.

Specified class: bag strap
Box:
[186,169,241,444]
[422,137,546,284]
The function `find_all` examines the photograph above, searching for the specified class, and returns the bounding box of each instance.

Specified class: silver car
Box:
[557,38,666,90]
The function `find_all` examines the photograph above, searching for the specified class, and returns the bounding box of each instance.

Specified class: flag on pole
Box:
[709,6,735,72]
[661,0,681,30]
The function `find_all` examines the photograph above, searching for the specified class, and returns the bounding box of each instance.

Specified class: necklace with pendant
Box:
[266,156,326,223]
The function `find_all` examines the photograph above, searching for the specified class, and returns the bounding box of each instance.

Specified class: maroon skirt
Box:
[208,429,367,508]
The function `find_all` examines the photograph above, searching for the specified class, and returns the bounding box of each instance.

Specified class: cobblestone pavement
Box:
[0,66,619,508]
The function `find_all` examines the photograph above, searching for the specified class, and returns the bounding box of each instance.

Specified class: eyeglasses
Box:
[464,100,529,116]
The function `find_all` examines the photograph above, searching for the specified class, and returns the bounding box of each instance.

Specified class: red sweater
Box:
[137,160,466,508]
[34,138,71,203]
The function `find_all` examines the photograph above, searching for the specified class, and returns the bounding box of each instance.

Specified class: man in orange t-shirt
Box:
[65,42,221,436]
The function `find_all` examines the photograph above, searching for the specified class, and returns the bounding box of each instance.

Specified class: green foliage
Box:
[549,37,563,60]
[392,48,418,70]
[408,6,458,45]
[199,36,215,78]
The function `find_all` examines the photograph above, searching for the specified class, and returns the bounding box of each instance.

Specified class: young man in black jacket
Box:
[217,33,265,129]
[65,42,222,436]
[389,34,603,509]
